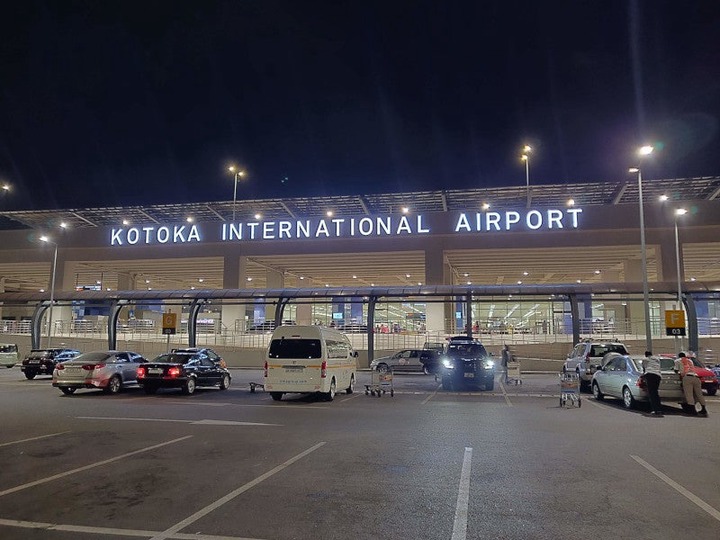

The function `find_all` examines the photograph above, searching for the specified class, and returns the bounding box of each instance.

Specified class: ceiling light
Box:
[145,279,150,284]
[39,288,45,292]
[401,207,409,214]
[517,281,522,285]
[60,222,68,229]
[326,210,333,217]
[299,276,305,280]
[122,219,130,225]
[466,281,472,285]
[567,198,575,206]
[254,213,262,220]
[417,282,422,286]
[576,279,582,283]
[246,277,253,282]
[463,273,469,277]
[481,203,490,210]
[690,277,696,282]
[594,270,601,274]
[659,194,668,202]
[523,271,529,276]
[405,274,411,278]
[186,216,194,223]
[198,278,204,283]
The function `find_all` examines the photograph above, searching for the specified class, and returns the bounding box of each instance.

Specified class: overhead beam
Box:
[707,185,720,200]
[357,196,371,216]
[611,182,629,205]
[280,201,297,219]
[71,212,98,227]
[440,191,448,212]
[206,205,226,221]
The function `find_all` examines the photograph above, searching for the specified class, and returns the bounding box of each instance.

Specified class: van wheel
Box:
[345,375,355,394]
[325,378,336,401]
[270,392,283,401]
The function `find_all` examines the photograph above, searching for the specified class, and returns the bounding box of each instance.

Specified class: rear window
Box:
[153,353,195,364]
[660,358,677,371]
[74,352,112,363]
[590,344,628,357]
[269,338,322,359]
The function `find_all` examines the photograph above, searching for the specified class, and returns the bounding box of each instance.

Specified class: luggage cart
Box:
[505,360,522,385]
[365,369,394,397]
[559,372,581,407]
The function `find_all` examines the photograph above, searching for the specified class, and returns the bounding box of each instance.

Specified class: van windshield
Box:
[269,339,322,359]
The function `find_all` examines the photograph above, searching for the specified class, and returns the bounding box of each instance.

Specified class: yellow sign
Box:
[664,310,686,336]
[162,312,177,335]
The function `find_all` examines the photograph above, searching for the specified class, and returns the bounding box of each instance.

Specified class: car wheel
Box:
[441,375,453,391]
[376,363,389,373]
[707,386,718,397]
[324,378,336,401]
[270,392,283,401]
[219,374,231,390]
[183,377,196,395]
[622,386,636,409]
[592,382,604,400]
[345,374,355,394]
[24,371,37,380]
[423,365,431,375]
[143,385,158,394]
[104,375,122,394]
[60,387,76,395]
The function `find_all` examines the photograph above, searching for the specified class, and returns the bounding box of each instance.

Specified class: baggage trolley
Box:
[505,360,522,385]
[559,373,581,407]
[365,369,394,397]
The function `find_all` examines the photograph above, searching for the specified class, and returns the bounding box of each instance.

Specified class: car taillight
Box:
[264,361,268,378]
[56,364,65,370]
[637,377,646,389]
[167,366,181,377]
[320,360,327,379]
[137,366,146,378]
[82,363,105,371]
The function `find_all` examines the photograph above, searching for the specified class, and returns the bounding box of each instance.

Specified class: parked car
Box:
[439,336,495,391]
[370,349,441,374]
[172,347,226,368]
[591,353,684,409]
[137,350,231,395]
[0,343,19,368]
[564,340,629,391]
[21,348,81,379]
[52,350,147,395]
[657,353,718,396]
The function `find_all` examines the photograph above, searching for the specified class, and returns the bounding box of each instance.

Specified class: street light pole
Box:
[521,145,531,208]
[674,208,687,350]
[629,144,654,353]
[40,236,58,348]
[228,166,246,222]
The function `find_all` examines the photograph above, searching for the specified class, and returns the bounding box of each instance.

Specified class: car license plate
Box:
[29,360,40,364]
[464,372,475,378]
[149,368,164,375]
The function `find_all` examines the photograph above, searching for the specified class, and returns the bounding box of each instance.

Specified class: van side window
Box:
[326,339,349,359]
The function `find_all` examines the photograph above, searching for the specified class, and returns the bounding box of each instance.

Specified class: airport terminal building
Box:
[1,177,719,363]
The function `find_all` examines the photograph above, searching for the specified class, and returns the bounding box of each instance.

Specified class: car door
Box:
[114,353,134,383]
[596,356,618,397]
[606,356,627,397]
[198,354,220,385]
[393,350,413,372]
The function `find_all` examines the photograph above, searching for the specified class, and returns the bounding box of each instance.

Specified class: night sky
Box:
[1,1,719,211]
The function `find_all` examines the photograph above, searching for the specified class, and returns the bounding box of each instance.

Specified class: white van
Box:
[264,326,358,402]
[0,343,20,368]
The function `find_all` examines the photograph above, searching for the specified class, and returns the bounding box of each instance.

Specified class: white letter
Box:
[359,217,373,236]
[417,215,430,233]
[350,218,356,236]
[526,210,543,230]
[263,221,276,239]
[143,226,154,243]
[486,212,501,231]
[332,218,345,236]
[548,209,563,229]
[296,220,310,238]
[229,223,242,240]
[247,223,259,239]
[315,220,330,237]
[505,211,520,230]
[187,225,201,242]
[454,213,471,232]
[396,216,412,234]
[567,208,582,228]
[376,217,391,235]
[111,228,123,246]
[278,221,292,239]
[173,226,187,243]
[127,228,139,245]
[157,226,170,243]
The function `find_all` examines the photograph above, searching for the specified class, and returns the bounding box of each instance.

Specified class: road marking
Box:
[339,392,362,402]
[498,379,513,407]
[0,517,265,539]
[77,416,280,427]
[451,447,473,540]
[149,441,326,540]
[631,455,720,522]
[0,436,192,498]
[0,431,70,448]
[582,397,602,408]
[422,384,442,404]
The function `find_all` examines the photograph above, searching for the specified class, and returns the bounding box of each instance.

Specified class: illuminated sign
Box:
[109,208,583,246]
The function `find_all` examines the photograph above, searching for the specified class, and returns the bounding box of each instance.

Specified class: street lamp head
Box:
[228,166,236,173]
[628,167,639,173]
[521,154,528,161]
[675,208,688,216]
[522,145,532,153]
[1,183,10,192]
[638,145,654,156]
[39,235,50,243]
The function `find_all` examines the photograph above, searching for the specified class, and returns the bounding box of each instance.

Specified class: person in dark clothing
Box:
[642,350,663,417]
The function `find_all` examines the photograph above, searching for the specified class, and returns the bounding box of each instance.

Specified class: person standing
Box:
[676,352,708,416]
[642,351,663,417]
[501,344,512,383]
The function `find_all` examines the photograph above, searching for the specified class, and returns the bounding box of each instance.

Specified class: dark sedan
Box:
[137,350,231,395]
[21,348,81,379]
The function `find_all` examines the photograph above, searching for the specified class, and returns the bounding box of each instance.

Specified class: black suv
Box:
[21,348,81,379]
[440,336,495,391]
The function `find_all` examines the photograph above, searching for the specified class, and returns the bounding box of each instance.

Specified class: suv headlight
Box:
[484,359,494,369]
[442,358,454,369]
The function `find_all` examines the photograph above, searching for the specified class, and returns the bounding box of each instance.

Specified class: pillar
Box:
[624,258,648,337]
[116,272,136,291]
[221,255,248,333]
[0,277,4,320]
[265,269,285,322]
[424,245,451,334]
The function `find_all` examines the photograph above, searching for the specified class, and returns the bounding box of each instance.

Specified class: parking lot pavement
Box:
[0,366,719,540]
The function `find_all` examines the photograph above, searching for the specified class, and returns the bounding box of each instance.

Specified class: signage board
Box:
[664,310,686,336]
[162,312,177,335]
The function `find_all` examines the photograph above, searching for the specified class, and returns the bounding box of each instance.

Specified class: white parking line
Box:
[149,441,326,540]
[631,455,720,522]
[451,447,473,540]
[0,517,265,539]
[0,436,192,498]
[498,379,513,407]
[77,416,280,427]
[422,384,442,404]
[0,431,70,448]
[339,393,362,402]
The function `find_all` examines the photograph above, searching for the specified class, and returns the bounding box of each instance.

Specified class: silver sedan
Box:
[52,350,147,395]
[591,353,683,409]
